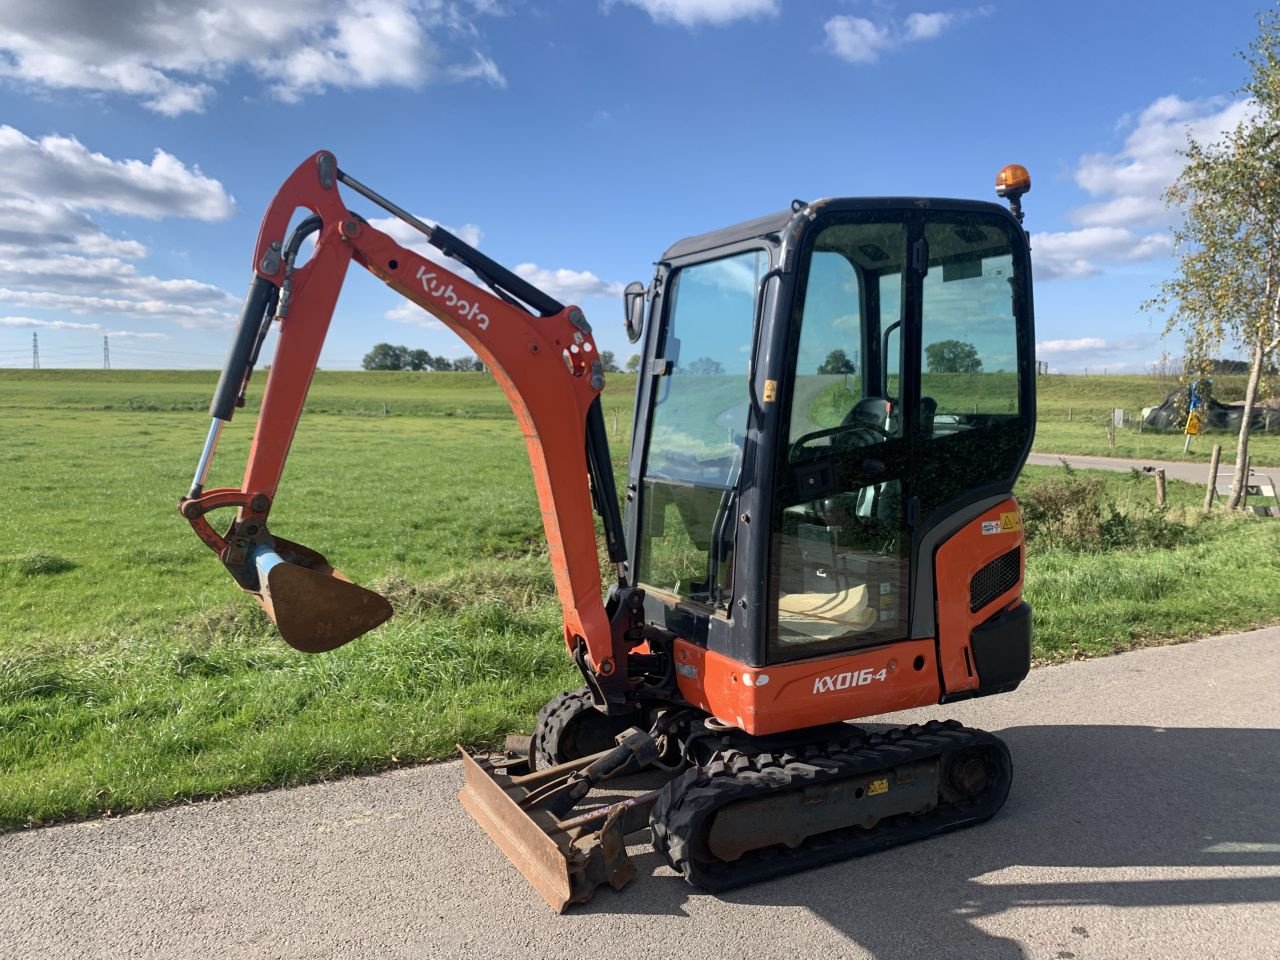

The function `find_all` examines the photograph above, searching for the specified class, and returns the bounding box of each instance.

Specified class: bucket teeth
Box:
[253,536,393,652]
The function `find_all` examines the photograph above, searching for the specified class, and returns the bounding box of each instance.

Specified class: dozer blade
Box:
[252,536,393,653]
[458,746,653,913]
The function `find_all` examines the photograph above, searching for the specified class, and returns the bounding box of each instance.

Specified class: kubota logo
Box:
[812,667,888,695]
[417,266,490,330]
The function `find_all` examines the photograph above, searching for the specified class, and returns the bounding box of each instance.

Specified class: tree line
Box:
[362,343,481,371]
[363,342,622,372]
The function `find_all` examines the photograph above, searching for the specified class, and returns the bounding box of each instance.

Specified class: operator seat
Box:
[842,396,891,431]
[919,396,937,438]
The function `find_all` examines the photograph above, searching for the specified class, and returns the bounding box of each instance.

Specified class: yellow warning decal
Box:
[868,777,889,796]
[999,511,1022,532]
[763,379,778,402]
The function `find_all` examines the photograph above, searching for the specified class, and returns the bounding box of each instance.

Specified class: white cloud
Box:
[1035,95,1256,280]
[0,253,236,305]
[386,299,444,330]
[824,17,891,64]
[825,7,992,64]
[613,0,778,27]
[0,314,169,339]
[369,214,623,323]
[0,126,240,334]
[0,288,235,328]
[0,126,234,220]
[903,12,953,41]
[1071,95,1258,230]
[1036,337,1108,355]
[446,51,507,88]
[1030,226,1173,280]
[0,0,505,115]
[1033,335,1160,373]
[513,263,625,301]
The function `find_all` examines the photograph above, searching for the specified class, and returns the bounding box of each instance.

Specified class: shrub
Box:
[1020,468,1195,552]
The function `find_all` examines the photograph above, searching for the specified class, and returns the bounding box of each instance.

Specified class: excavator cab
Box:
[623,198,1034,734]
[181,154,1035,911]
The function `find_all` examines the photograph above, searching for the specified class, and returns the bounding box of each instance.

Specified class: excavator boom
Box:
[179,151,636,703]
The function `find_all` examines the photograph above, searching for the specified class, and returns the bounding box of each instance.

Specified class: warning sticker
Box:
[868,777,889,796]
[981,520,1002,535]
[999,511,1022,532]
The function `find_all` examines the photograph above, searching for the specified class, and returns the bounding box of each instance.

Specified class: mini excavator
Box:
[180,152,1036,911]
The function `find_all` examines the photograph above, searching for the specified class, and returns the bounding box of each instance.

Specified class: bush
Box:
[1020,466,1196,552]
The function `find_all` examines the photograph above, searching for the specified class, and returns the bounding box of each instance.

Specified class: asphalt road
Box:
[1026,451,1276,489]
[3,628,1279,960]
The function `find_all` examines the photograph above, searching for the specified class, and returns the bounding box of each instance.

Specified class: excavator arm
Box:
[179,151,641,710]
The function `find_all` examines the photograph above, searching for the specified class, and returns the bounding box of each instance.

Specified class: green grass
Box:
[2,369,1279,830]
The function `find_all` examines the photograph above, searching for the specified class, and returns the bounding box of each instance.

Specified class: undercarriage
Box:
[460,690,1012,911]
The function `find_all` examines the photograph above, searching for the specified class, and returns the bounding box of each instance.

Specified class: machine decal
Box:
[812,667,888,694]
[416,266,491,329]
[982,512,1022,535]
[868,777,889,796]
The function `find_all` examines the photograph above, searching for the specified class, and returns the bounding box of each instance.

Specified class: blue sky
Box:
[0,0,1267,373]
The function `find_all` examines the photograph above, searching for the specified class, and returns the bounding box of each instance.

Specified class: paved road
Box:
[1027,451,1277,488]
[3,629,1279,960]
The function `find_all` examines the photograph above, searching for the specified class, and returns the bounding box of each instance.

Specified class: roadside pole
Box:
[1184,409,1202,453]
[1204,444,1222,513]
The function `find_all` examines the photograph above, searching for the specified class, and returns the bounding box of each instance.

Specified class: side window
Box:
[787,232,906,458]
[636,250,766,605]
[913,217,1029,518]
[920,222,1021,432]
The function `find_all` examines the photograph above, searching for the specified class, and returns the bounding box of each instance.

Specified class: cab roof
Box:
[661,208,793,261]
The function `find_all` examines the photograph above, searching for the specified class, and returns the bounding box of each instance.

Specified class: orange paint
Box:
[933,497,1025,695]
[195,152,619,675]
[675,638,940,736]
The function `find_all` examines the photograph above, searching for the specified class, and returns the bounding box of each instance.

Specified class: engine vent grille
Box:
[970,546,1021,613]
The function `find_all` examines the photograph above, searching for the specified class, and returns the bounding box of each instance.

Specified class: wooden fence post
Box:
[1203,443,1221,513]
[1155,469,1167,508]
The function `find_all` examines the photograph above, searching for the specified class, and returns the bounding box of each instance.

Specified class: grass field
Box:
[2,369,1279,830]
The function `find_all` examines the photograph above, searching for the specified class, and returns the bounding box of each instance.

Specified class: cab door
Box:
[768,207,1033,664]
[633,249,769,614]
[769,217,913,661]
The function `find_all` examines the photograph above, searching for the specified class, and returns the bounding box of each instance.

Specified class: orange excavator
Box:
[180,152,1036,911]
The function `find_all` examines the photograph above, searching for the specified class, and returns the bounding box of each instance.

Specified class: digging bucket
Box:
[251,537,393,652]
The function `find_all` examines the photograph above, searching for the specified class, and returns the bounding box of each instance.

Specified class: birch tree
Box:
[1150,10,1280,508]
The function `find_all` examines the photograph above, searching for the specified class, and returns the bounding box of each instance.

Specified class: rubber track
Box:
[649,719,1011,891]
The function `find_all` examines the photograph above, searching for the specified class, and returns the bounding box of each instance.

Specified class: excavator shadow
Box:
[577,724,1280,958]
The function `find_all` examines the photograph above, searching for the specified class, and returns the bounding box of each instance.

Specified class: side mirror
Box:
[623,281,646,343]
